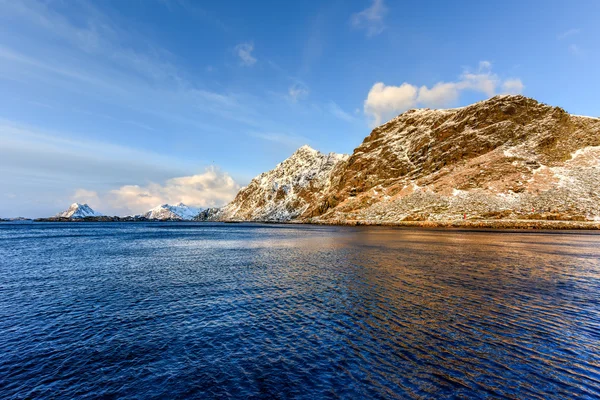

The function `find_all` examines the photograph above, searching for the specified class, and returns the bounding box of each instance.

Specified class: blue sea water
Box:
[1,222,599,399]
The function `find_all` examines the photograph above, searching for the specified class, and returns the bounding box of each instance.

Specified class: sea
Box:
[1,222,599,399]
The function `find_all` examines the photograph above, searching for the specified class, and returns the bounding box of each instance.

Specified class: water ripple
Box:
[1,223,599,398]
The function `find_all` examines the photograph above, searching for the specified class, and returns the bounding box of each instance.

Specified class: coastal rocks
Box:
[35,215,152,222]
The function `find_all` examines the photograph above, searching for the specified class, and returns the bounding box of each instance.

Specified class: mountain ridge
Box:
[214,144,348,221]
[207,95,600,225]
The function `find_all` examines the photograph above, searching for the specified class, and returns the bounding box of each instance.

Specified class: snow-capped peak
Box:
[295,144,318,154]
[217,145,349,221]
[56,203,103,218]
[142,203,202,220]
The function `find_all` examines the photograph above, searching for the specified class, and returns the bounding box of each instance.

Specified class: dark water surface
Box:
[1,222,599,399]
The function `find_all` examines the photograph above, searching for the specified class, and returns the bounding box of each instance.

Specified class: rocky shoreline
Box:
[34,216,156,222]
[3,216,598,230]
[303,219,600,230]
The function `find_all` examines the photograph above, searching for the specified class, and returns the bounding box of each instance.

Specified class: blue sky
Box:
[1,0,598,217]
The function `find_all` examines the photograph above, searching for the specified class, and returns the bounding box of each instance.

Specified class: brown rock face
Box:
[306,95,600,222]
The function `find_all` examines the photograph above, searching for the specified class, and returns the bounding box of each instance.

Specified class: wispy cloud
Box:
[0,120,196,186]
[555,28,585,58]
[288,83,310,101]
[568,44,583,57]
[327,101,356,123]
[300,10,327,75]
[557,28,581,40]
[0,1,286,135]
[234,42,257,66]
[350,0,387,37]
[157,0,229,32]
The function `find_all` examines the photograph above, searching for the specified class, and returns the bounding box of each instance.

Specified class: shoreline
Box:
[301,219,600,230]
[14,218,600,230]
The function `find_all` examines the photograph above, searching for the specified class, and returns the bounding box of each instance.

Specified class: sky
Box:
[0,0,598,217]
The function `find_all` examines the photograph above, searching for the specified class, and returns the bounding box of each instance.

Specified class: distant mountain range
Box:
[35,202,204,221]
[18,95,600,228]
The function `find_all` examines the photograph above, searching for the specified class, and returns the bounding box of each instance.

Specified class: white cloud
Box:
[459,72,497,97]
[558,28,581,40]
[364,82,418,126]
[103,167,241,215]
[234,42,257,66]
[502,79,525,94]
[364,61,525,126]
[288,83,309,101]
[416,82,461,109]
[350,0,387,37]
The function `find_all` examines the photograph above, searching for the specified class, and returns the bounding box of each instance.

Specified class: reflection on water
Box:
[1,223,599,398]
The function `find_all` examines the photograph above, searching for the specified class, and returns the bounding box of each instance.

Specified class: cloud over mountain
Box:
[73,167,240,216]
[364,62,524,125]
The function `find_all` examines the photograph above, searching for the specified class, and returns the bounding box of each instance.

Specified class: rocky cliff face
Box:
[307,95,600,223]
[216,145,348,221]
[214,95,600,224]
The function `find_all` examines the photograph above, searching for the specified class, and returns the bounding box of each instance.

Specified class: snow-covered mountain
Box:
[216,145,348,221]
[142,203,201,220]
[205,95,600,225]
[44,96,600,226]
[56,203,103,218]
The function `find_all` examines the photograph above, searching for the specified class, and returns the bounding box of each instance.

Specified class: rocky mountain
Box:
[215,145,348,221]
[56,203,103,219]
[308,95,600,224]
[142,203,201,220]
[210,95,600,225]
